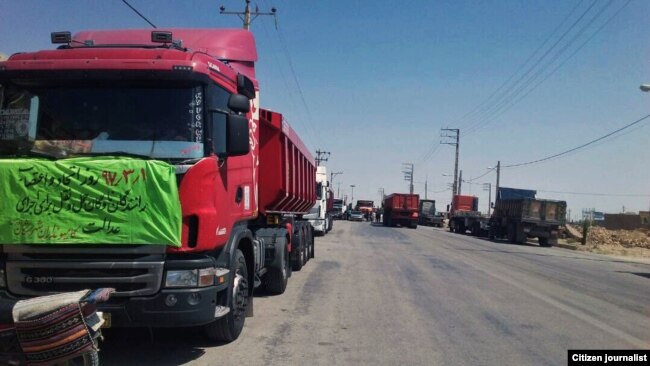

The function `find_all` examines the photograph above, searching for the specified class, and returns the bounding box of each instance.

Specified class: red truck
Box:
[0,28,316,342]
[448,195,488,235]
[382,194,419,229]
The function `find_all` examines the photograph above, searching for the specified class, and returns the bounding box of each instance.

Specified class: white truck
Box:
[305,166,332,235]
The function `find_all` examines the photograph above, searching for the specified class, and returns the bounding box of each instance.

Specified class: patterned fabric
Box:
[14,300,96,365]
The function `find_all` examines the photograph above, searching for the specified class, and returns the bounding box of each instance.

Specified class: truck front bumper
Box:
[308,219,326,233]
[0,283,227,328]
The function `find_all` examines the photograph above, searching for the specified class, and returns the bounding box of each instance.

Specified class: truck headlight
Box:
[165,268,220,288]
[165,270,198,288]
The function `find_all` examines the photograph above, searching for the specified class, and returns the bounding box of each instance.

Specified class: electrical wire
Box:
[503,113,650,168]
[464,0,619,136]
[464,0,633,136]
[121,0,157,28]
[537,189,650,197]
[453,0,587,128]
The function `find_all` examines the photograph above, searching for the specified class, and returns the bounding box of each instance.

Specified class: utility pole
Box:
[458,170,463,195]
[496,160,500,194]
[441,128,460,198]
[424,176,428,200]
[483,182,492,216]
[219,0,277,30]
[402,163,414,194]
[330,171,342,190]
[378,188,385,203]
[350,185,355,206]
[314,150,331,166]
[337,182,341,198]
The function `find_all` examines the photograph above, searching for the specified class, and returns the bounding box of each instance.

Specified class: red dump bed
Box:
[383,194,420,211]
[258,108,316,214]
[451,195,479,215]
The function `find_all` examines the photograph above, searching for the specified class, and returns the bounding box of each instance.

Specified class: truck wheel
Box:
[264,241,290,294]
[302,229,310,264]
[507,223,517,243]
[205,249,249,342]
[409,223,418,229]
[538,237,551,247]
[310,229,315,259]
[291,231,305,271]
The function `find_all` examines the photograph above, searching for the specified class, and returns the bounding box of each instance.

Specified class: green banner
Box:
[0,157,181,246]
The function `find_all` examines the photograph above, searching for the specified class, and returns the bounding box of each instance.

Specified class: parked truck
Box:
[382,194,419,229]
[0,28,317,342]
[331,198,346,220]
[448,195,489,235]
[488,187,566,247]
[355,200,374,217]
[418,199,436,226]
[305,166,332,236]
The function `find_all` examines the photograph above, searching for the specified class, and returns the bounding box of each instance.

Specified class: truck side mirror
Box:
[228,94,250,114]
[225,114,250,156]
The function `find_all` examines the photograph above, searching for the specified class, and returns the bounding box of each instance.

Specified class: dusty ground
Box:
[570,226,650,258]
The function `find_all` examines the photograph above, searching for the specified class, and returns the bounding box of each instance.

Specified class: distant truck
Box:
[418,199,436,226]
[331,198,346,219]
[488,187,567,247]
[355,200,374,216]
[306,166,332,236]
[382,194,419,229]
[449,195,489,235]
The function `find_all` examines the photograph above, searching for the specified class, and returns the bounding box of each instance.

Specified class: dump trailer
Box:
[488,187,567,247]
[0,28,316,343]
[382,194,419,229]
[418,199,436,226]
[448,195,489,235]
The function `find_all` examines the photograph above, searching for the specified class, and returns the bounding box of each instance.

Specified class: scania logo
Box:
[24,276,53,284]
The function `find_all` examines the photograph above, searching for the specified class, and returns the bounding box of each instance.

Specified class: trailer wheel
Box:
[205,249,249,342]
[309,227,315,259]
[264,241,290,294]
[507,223,517,243]
[291,230,305,271]
[302,228,310,264]
[538,236,552,247]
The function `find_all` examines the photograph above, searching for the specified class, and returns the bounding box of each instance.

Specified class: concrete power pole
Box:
[315,150,331,166]
[496,160,500,200]
[402,163,414,194]
[458,170,463,195]
[441,128,460,199]
[330,171,342,190]
[219,0,277,30]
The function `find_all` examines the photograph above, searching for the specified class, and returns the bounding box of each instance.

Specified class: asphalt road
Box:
[100,221,650,365]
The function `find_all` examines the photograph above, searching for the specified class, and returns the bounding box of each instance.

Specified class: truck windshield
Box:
[0,83,204,160]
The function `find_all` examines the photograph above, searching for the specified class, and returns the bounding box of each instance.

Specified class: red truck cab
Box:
[382,194,419,229]
[0,29,315,342]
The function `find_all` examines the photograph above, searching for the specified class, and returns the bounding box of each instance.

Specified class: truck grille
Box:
[4,245,165,298]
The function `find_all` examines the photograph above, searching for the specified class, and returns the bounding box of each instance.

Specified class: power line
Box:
[464,0,633,136]
[461,0,604,135]
[453,0,587,128]
[465,0,617,136]
[467,166,496,182]
[503,113,650,168]
[121,0,157,28]
[537,189,650,197]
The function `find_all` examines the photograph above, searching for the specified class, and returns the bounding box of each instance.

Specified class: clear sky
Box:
[1,0,649,218]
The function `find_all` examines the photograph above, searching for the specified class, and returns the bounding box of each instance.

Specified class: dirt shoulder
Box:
[565,226,650,259]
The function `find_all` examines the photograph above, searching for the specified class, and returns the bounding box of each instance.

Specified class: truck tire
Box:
[302,228,310,264]
[205,249,249,342]
[291,230,305,271]
[409,223,418,229]
[264,243,290,294]
[507,223,517,243]
[310,229,315,259]
[538,236,552,247]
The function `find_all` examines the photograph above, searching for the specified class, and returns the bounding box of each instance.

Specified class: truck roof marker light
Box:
[51,31,71,45]
[151,31,173,44]
[172,65,193,71]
